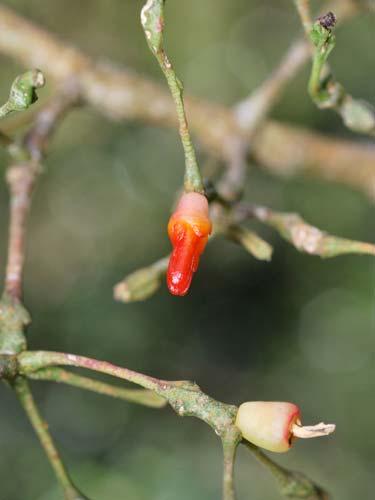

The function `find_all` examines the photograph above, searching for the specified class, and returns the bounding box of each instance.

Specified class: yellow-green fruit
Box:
[235,401,301,453]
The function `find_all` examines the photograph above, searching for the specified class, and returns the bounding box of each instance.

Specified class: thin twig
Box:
[28,366,167,408]
[244,441,329,499]
[23,82,80,162]
[239,204,375,258]
[222,432,240,500]
[234,0,357,136]
[4,88,79,301]
[141,0,204,194]
[295,2,375,136]
[19,351,165,391]
[5,161,39,300]
[234,39,309,135]
[13,377,88,500]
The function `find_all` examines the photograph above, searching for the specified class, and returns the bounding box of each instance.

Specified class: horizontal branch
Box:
[28,366,167,408]
[0,5,374,198]
[252,121,375,199]
[18,350,163,391]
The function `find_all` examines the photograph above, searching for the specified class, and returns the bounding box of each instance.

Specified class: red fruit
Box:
[167,192,212,296]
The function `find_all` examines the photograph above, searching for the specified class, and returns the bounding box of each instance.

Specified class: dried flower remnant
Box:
[318,11,336,30]
[235,401,335,453]
[167,192,212,296]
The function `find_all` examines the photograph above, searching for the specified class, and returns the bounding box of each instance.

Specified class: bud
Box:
[8,69,45,111]
[227,225,273,261]
[167,192,212,296]
[114,257,168,303]
[340,97,375,134]
[236,402,335,453]
[141,0,164,55]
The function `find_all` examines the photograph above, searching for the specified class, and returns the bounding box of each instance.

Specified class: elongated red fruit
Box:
[167,192,212,296]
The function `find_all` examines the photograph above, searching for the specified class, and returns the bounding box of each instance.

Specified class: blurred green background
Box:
[0,1,374,499]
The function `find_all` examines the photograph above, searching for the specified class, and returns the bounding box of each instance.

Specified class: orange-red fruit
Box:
[235,401,301,453]
[167,192,212,296]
